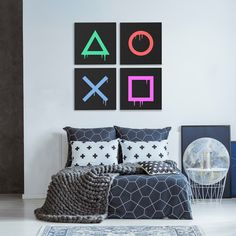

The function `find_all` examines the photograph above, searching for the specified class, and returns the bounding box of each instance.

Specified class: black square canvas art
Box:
[75,68,116,110]
[120,68,162,110]
[120,23,162,65]
[75,23,116,64]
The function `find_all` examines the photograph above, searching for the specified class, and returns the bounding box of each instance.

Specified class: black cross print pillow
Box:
[119,139,169,163]
[63,126,116,167]
[70,139,119,166]
[139,160,178,175]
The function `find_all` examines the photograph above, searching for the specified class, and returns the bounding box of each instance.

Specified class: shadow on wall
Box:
[60,132,68,168]
[178,126,183,171]
[27,132,64,182]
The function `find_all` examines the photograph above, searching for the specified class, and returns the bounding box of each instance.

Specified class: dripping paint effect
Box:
[138,34,144,40]
[83,54,107,61]
[100,55,107,61]
[103,100,107,106]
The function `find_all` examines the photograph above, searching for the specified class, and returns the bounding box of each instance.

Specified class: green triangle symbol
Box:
[81,30,110,61]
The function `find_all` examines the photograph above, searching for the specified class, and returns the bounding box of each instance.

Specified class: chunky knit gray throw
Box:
[35,163,143,223]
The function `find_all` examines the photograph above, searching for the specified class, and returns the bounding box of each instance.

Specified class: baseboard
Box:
[22,193,46,199]
[0,194,22,199]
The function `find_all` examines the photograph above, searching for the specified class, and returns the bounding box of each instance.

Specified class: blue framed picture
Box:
[231,141,236,197]
[181,125,231,198]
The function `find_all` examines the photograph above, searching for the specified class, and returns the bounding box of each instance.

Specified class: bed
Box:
[108,173,192,219]
[34,127,192,223]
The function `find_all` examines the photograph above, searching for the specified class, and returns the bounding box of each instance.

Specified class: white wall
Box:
[23,0,236,198]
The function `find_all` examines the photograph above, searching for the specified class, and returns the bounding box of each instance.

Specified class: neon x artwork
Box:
[82,75,109,105]
[128,76,154,107]
[81,30,110,61]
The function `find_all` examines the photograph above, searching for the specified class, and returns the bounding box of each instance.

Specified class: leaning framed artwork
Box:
[231,141,236,197]
[181,125,231,198]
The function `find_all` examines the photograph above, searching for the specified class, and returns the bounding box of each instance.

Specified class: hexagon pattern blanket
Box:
[35,163,192,223]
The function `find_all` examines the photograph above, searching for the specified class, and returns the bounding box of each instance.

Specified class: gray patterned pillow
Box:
[139,160,178,175]
[114,126,171,141]
[114,126,171,163]
[63,126,116,167]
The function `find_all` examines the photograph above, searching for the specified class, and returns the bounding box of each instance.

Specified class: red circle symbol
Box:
[128,30,154,56]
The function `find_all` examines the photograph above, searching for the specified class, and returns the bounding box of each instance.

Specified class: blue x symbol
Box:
[82,76,108,102]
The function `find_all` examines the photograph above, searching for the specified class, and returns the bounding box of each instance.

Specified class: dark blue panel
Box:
[181,126,231,198]
[231,141,236,197]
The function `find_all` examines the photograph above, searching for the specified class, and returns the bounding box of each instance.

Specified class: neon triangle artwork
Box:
[81,30,110,61]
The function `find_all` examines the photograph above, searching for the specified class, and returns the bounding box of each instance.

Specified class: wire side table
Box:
[186,168,228,203]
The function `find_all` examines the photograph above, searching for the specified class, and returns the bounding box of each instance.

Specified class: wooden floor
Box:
[0,196,236,236]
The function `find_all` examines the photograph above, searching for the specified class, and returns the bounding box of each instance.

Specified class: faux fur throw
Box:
[35,163,143,223]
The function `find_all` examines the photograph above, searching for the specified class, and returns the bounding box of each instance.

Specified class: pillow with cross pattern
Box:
[119,139,169,163]
[71,139,119,166]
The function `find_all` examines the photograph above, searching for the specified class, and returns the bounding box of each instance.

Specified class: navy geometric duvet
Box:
[108,173,192,219]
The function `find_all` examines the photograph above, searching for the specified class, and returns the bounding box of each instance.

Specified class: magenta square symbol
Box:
[128,76,154,102]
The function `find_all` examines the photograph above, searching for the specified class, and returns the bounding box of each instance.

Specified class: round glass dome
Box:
[183,137,230,185]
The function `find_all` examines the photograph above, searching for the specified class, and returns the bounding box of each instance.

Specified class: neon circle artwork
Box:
[128,31,154,56]
[128,76,154,107]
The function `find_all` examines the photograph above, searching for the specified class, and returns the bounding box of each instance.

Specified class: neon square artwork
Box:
[128,76,154,103]
[120,68,162,110]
